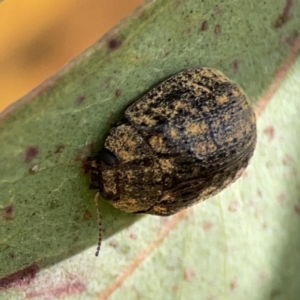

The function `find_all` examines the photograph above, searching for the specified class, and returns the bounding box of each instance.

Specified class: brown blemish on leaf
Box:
[129,233,137,240]
[214,24,221,35]
[24,146,38,163]
[232,59,239,72]
[263,126,275,140]
[0,204,14,220]
[282,154,292,165]
[202,221,213,231]
[115,89,121,97]
[109,240,118,248]
[107,38,122,50]
[294,202,300,214]
[277,193,286,204]
[274,0,293,28]
[0,263,39,290]
[201,20,208,31]
[184,270,196,281]
[76,95,85,105]
[83,209,92,221]
[29,165,39,174]
[55,144,65,154]
[228,200,239,212]
[229,279,238,290]
[75,143,95,173]
[25,280,86,299]
[97,210,187,300]
[257,189,262,197]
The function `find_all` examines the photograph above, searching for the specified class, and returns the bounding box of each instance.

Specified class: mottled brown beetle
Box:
[90,68,256,255]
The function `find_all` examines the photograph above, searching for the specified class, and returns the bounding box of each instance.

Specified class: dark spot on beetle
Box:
[24,146,38,163]
[99,149,118,166]
[115,89,121,97]
[214,24,221,35]
[168,38,171,42]
[274,0,292,28]
[263,126,275,140]
[83,209,92,221]
[55,144,65,154]
[0,204,14,221]
[0,263,39,290]
[201,20,208,31]
[76,95,85,105]
[232,60,239,72]
[107,38,122,50]
[29,165,39,174]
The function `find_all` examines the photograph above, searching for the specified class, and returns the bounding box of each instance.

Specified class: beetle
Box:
[90,68,257,255]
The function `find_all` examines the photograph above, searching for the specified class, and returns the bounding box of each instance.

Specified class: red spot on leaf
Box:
[274,0,293,28]
[229,279,238,290]
[107,38,122,50]
[0,263,39,290]
[25,280,86,299]
[129,233,138,240]
[24,146,38,163]
[0,204,14,221]
[76,95,85,105]
[74,143,95,174]
[232,59,239,72]
[282,154,292,165]
[201,20,208,31]
[228,200,239,212]
[214,24,221,35]
[83,209,92,221]
[184,270,196,281]
[115,89,121,97]
[263,126,275,140]
[277,193,286,205]
[202,221,213,231]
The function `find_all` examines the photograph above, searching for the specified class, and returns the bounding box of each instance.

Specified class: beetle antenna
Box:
[94,192,102,256]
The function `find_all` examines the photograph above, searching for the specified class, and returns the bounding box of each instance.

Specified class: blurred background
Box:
[0,0,142,112]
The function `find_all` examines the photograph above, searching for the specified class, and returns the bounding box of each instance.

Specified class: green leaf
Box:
[0,0,300,297]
